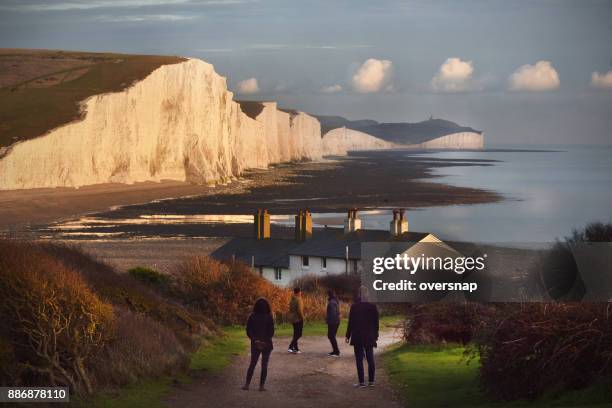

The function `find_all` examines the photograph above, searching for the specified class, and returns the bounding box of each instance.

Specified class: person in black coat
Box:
[326,289,341,356]
[345,287,379,388]
[242,298,275,391]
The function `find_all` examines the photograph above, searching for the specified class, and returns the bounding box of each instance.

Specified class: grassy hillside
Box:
[0,49,185,148]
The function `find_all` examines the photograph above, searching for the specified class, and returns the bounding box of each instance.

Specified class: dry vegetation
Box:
[472,303,612,400]
[399,222,612,401]
[0,240,202,395]
[0,239,336,397]
[0,49,185,148]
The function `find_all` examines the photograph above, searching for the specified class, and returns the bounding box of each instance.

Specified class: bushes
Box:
[471,303,612,400]
[172,257,291,324]
[41,243,208,340]
[291,273,360,302]
[128,267,170,288]
[538,221,612,301]
[403,302,495,345]
[92,308,188,388]
[0,240,207,396]
[171,258,336,324]
[402,302,612,400]
[0,241,115,395]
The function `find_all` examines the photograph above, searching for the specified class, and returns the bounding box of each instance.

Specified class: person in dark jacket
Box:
[326,289,341,356]
[345,287,379,388]
[242,298,275,391]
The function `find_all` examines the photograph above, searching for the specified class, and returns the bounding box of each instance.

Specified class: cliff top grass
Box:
[0,48,186,148]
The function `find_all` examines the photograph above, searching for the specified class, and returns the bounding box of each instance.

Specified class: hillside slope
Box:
[0,49,186,149]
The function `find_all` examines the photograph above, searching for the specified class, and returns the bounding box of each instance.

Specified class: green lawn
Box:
[384,344,612,408]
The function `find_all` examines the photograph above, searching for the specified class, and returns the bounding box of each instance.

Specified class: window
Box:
[322,257,327,269]
[302,256,309,267]
[274,268,282,281]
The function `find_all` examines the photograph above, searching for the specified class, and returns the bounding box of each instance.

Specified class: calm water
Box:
[38,145,612,244]
[396,145,612,242]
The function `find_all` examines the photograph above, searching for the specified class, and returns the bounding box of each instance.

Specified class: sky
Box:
[1,0,611,145]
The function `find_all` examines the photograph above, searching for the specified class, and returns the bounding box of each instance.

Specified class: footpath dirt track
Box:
[165,329,404,408]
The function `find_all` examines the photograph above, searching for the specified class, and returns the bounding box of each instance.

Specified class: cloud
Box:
[351,58,393,93]
[590,70,612,90]
[96,14,196,22]
[320,84,342,94]
[246,44,373,52]
[431,57,474,92]
[0,0,251,12]
[508,61,560,91]
[236,77,259,94]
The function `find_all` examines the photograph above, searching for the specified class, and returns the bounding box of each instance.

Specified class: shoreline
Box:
[0,150,502,233]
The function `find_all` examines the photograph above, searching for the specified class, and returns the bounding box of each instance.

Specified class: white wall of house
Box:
[254,233,447,286]
[260,266,293,287]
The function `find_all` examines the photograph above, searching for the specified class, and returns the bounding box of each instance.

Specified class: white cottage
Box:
[211,208,447,287]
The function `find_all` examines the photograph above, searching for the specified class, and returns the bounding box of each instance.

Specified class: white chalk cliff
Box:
[0,59,326,190]
[0,57,483,191]
[322,127,394,155]
[409,132,484,149]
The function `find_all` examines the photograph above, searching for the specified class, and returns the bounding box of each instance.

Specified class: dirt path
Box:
[165,329,404,408]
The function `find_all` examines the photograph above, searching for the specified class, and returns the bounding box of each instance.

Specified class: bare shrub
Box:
[471,303,612,400]
[92,308,188,388]
[291,273,360,302]
[403,302,495,344]
[0,241,115,395]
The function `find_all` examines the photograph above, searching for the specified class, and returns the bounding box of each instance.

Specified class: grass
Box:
[190,326,248,373]
[88,327,246,408]
[275,314,402,337]
[0,49,185,147]
[86,316,402,407]
[384,343,612,408]
[87,378,175,408]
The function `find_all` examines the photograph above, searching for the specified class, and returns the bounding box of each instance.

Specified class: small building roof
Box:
[211,237,299,268]
[211,227,432,268]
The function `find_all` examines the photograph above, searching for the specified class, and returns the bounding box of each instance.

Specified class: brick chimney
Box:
[295,209,313,241]
[344,208,362,234]
[254,208,270,239]
[390,208,409,236]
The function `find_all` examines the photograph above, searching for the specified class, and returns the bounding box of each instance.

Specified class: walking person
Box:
[326,289,341,356]
[242,298,275,391]
[287,287,304,353]
[345,287,379,388]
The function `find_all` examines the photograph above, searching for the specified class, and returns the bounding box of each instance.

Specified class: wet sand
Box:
[0,150,501,233]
